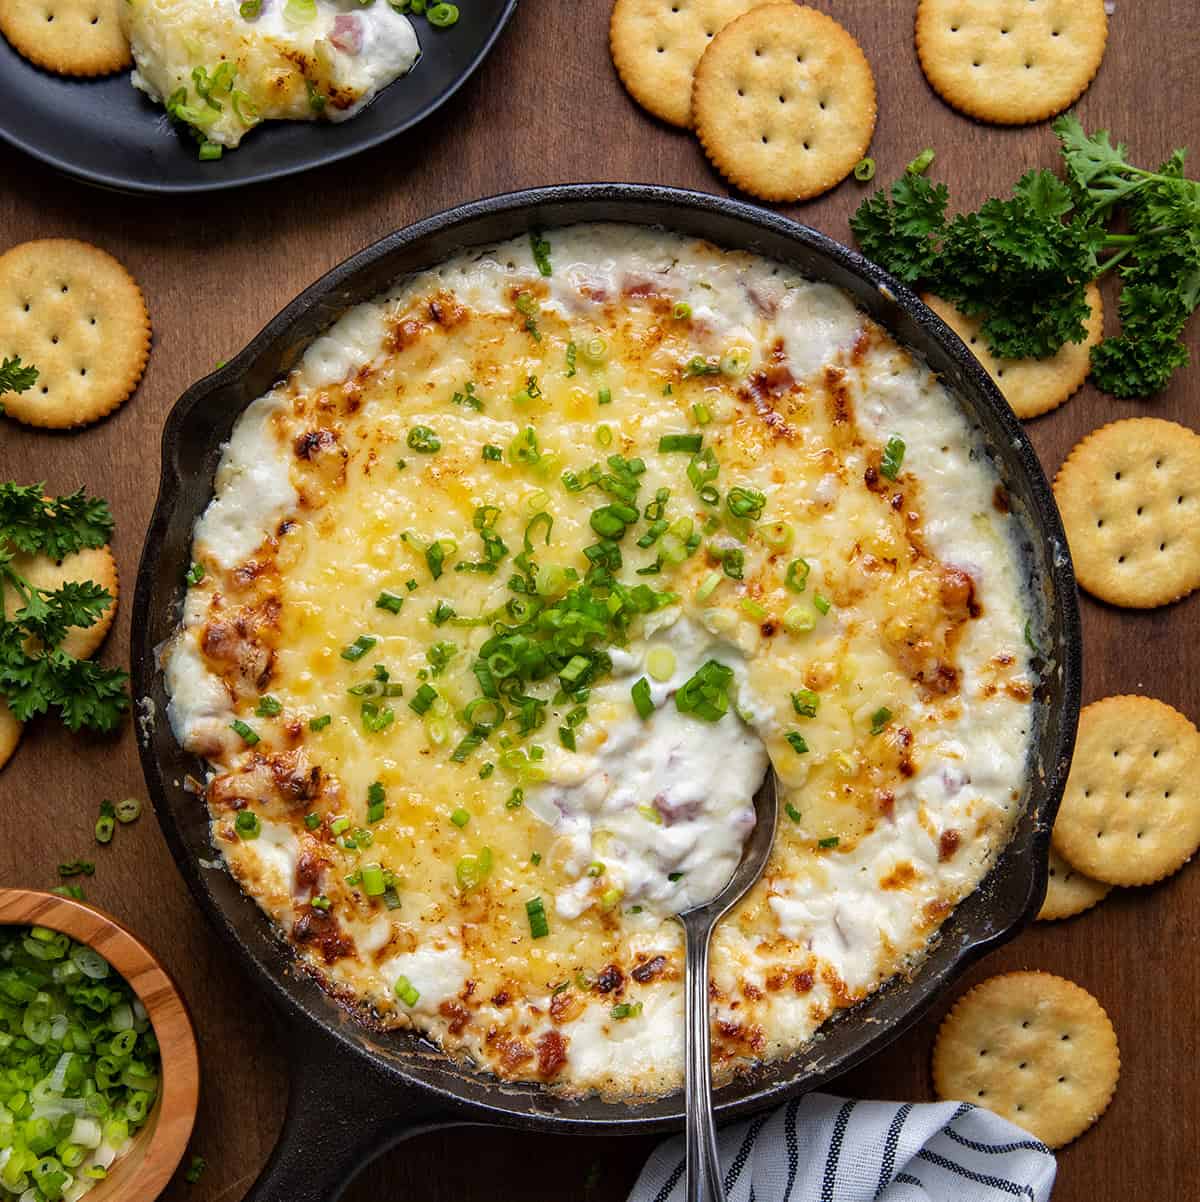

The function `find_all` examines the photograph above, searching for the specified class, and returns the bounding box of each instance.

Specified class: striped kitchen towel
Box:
[628,1094,1057,1202]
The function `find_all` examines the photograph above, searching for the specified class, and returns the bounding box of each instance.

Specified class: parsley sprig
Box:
[0,484,130,733]
[0,355,38,417]
[850,116,1200,397]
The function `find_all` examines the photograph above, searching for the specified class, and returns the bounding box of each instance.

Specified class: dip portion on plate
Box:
[121,0,420,151]
[162,224,1036,1098]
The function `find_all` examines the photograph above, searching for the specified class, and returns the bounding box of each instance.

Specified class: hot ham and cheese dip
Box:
[121,0,420,151]
[162,224,1037,1098]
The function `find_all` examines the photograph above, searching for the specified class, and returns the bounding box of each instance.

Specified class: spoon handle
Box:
[683,915,726,1202]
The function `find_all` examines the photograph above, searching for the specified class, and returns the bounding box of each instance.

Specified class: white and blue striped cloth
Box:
[629,1095,1057,1202]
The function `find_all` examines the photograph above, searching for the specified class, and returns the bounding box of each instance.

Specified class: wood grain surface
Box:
[1,2,1197,1199]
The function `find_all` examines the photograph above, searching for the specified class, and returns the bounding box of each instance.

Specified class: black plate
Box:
[132,185,1081,1202]
[0,1,517,195]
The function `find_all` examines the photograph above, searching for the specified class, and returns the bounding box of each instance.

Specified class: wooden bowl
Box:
[0,888,200,1202]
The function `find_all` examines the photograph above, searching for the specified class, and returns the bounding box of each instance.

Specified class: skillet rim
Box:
[131,182,1082,1133]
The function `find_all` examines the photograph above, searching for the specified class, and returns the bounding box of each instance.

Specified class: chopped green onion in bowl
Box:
[0,925,163,1201]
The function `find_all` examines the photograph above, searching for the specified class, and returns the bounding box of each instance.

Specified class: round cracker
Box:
[925,283,1102,420]
[3,545,119,661]
[610,0,773,128]
[1037,846,1111,922]
[915,0,1108,126]
[692,4,877,202]
[0,0,131,78]
[0,699,22,772]
[933,971,1119,1148]
[1051,695,1200,887]
[0,240,150,430]
[1053,418,1200,608]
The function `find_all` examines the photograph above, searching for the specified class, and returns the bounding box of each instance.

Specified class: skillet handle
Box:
[242,1021,466,1202]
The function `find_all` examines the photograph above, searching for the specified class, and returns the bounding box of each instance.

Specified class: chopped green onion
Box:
[853,157,876,182]
[741,598,768,620]
[309,713,332,731]
[230,718,259,745]
[813,592,832,615]
[631,676,655,719]
[530,230,552,276]
[582,336,608,365]
[692,402,712,425]
[759,521,793,549]
[646,646,676,681]
[783,605,815,634]
[611,1001,643,1019]
[341,634,377,662]
[721,548,744,580]
[721,347,751,377]
[376,590,405,614]
[906,148,936,175]
[304,812,321,830]
[114,797,142,824]
[880,435,906,481]
[727,486,766,520]
[185,562,206,586]
[95,802,115,845]
[506,788,524,810]
[870,706,893,735]
[784,558,810,593]
[672,301,692,320]
[818,836,841,849]
[785,731,809,755]
[361,864,387,897]
[409,683,438,715]
[58,859,95,877]
[235,810,261,840]
[525,896,550,939]
[450,808,471,828]
[407,425,441,453]
[239,0,261,15]
[198,141,223,162]
[696,570,723,602]
[597,387,612,406]
[675,659,733,722]
[185,1155,207,1184]
[790,689,819,718]
[785,802,802,823]
[684,355,720,377]
[482,443,503,461]
[558,725,576,751]
[255,694,282,717]
[394,975,420,1007]
[659,433,703,454]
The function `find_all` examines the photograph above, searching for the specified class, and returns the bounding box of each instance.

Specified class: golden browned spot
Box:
[880,861,919,890]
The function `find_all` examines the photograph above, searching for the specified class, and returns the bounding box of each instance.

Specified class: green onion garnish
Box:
[880,435,906,481]
[659,433,703,454]
[482,443,503,461]
[784,557,810,593]
[394,975,420,1007]
[367,781,386,824]
[341,634,377,662]
[818,836,841,849]
[790,688,819,718]
[255,695,282,717]
[597,387,612,405]
[360,864,387,897]
[185,1155,207,1184]
[115,797,141,824]
[185,562,206,586]
[870,706,893,735]
[525,896,550,939]
[376,590,405,614]
[57,860,94,878]
[813,592,832,615]
[727,486,766,519]
[407,425,441,453]
[785,802,802,823]
[558,726,576,751]
[610,1001,643,1020]
[230,718,259,745]
[631,676,655,719]
[530,230,552,276]
[675,660,733,722]
[785,731,809,755]
[95,801,115,845]
[409,684,438,715]
[235,810,261,840]
[906,148,935,175]
[450,808,471,828]
[309,713,332,731]
[304,812,321,830]
[853,156,876,182]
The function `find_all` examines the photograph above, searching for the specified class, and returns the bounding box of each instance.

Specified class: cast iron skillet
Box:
[0,1,517,195]
[131,184,1082,1201]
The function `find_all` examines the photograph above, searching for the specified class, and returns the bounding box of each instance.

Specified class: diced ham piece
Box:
[330,13,363,55]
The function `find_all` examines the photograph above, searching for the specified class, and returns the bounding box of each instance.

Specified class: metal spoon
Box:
[676,769,779,1202]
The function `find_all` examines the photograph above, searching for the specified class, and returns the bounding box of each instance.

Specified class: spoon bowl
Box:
[676,769,780,1202]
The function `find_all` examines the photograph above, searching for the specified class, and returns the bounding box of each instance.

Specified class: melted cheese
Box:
[163,225,1035,1097]
[122,0,419,149]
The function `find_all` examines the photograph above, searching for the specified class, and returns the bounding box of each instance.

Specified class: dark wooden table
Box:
[2,2,1197,1198]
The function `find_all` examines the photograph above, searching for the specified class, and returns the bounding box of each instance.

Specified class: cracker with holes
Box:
[1037,847,1111,922]
[1054,418,1200,608]
[933,971,1119,1148]
[692,4,876,202]
[1052,695,1200,887]
[0,240,150,430]
[2,545,119,661]
[0,700,21,772]
[0,0,131,77]
[925,284,1102,420]
[915,0,1108,126]
[610,0,773,128]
